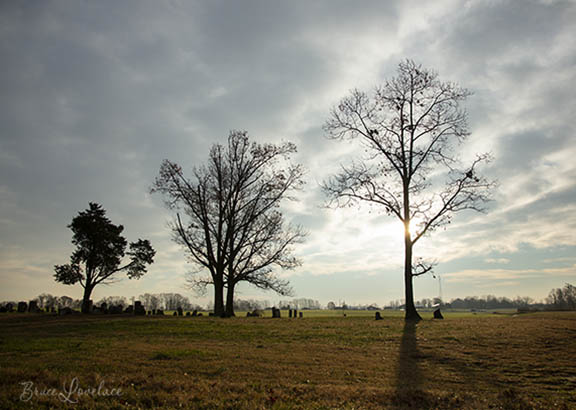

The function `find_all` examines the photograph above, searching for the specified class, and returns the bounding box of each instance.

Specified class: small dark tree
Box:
[54,203,155,313]
[546,283,576,310]
[152,130,306,317]
[323,60,495,321]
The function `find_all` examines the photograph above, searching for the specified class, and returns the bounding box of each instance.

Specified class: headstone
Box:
[109,305,123,314]
[293,309,297,318]
[6,303,14,312]
[59,307,73,315]
[197,313,203,317]
[156,309,164,315]
[299,312,303,318]
[272,307,281,318]
[28,300,39,313]
[51,306,56,313]
[177,307,183,316]
[208,312,214,317]
[289,309,293,318]
[192,310,198,317]
[173,311,177,316]
[375,312,383,320]
[0,306,6,313]
[124,305,134,314]
[17,302,27,313]
[45,307,50,313]
[433,309,444,319]
[186,311,191,316]
[100,303,108,314]
[134,301,146,315]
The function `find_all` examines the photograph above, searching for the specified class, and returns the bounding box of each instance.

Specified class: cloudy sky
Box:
[1,0,575,307]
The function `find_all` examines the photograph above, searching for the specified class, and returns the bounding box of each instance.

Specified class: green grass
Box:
[0,311,575,409]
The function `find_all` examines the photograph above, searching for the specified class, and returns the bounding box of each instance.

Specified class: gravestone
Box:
[0,306,6,313]
[299,312,303,318]
[173,312,177,316]
[134,301,146,315]
[17,302,27,313]
[433,309,444,319]
[192,310,198,317]
[289,309,293,318]
[156,309,164,315]
[109,305,123,314]
[272,307,281,318]
[375,312,383,320]
[177,307,183,316]
[197,313,203,317]
[28,300,39,313]
[186,312,191,316]
[124,305,134,314]
[100,303,108,314]
[247,310,261,317]
[59,307,73,315]
[6,303,14,312]
[293,309,297,318]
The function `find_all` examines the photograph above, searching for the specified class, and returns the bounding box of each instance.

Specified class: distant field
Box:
[1,311,574,409]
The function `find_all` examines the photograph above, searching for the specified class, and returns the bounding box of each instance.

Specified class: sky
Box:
[1,0,575,307]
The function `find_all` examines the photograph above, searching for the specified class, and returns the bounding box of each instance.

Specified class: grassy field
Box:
[0,311,574,409]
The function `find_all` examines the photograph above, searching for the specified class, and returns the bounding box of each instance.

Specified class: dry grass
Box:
[0,311,575,409]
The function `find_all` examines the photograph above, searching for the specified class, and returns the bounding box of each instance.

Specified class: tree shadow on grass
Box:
[392,320,428,407]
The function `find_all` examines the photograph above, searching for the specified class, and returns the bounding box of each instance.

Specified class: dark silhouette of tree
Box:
[546,283,576,310]
[54,203,155,313]
[323,60,495,321]
[152,130,306,317]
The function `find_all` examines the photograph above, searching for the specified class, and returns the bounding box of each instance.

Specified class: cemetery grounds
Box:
[0,310,575,409]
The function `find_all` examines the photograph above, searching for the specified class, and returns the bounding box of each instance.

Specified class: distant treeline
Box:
[0,293,203,311]
[385,283,576,311]
[1,284,574,312]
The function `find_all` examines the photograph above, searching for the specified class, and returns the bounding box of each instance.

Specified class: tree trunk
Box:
[213,278,225,317]
[225,282,235,317]
[81,284,93,314]
[404,227,422,321]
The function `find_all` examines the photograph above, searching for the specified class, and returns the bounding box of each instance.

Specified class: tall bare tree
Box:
[323,60,495,321]
[151,131,306,317]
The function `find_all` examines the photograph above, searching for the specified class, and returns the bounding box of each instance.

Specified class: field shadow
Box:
[393,320,426,405]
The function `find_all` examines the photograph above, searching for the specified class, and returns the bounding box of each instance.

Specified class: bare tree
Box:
[546,283,576,310]
[139,293,161,310]
[152,130,306,317]
[323,60,495,321]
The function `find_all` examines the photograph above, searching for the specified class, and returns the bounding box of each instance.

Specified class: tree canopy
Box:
[54,203,155,313]
[323,60,496,320]
[152,130,306,317]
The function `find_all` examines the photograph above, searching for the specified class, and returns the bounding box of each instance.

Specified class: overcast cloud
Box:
[1,0,575,305]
